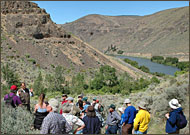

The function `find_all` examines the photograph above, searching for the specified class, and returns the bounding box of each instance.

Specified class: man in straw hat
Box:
[122,99,137,135]
[133,101,150,134]
[40,98,72,134]
[165,99,187,134]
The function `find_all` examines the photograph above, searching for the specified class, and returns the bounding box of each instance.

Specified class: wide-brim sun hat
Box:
[138,101,147,110]
[169,99,181,109]
[49,98,59,112]
[124,99,131,104]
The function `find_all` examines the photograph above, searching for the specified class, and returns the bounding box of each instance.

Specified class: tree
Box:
[33,71,45,96]
[71,73,87,94]
[1,63,20,88]
[90,65,118,90]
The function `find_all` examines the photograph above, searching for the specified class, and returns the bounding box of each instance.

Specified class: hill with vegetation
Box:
[62,6,189,61]
[1,1,149,88]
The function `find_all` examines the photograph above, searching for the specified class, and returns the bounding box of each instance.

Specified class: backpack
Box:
[176,111,187,129]
[5,93,16,108]
[99,105,104,112]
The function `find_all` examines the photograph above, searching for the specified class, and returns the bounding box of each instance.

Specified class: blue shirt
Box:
[166,107,182,133]
[123,106,137,124]
[120,114,125,125]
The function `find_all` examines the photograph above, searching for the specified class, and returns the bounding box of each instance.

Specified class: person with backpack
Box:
[17,82,33,111]
[4,85,22,108]
[105,104,121,134]
[122,99,137,135]
[165,99,187,134]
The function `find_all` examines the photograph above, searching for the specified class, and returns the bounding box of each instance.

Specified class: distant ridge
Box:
[62,6,189,61]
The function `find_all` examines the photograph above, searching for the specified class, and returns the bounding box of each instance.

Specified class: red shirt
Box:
[60,100,68,114]
[61,100,68,104]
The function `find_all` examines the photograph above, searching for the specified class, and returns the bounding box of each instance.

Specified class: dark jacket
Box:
[166,107,182,133]
[83,116,101,134]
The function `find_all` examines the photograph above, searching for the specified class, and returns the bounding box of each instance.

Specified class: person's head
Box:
[62,103,72,114]
[82,97,88,102]
[109,104,116,112]
[38,93,45,107]
[124,99,131,107]
[48,98,59,112]
[10,85,18,93]
[62,94,67,100]
[78,100,83,108]
[21,82,26,89]
[66,97,74,103]
[86,105,96,117]
[92,97,97,104]
[138,101,147,110]
[78,95,83,101]
[45,101,49,106]
[169,99,181,110]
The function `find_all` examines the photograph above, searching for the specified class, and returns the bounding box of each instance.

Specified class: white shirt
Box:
[62,113,84,130]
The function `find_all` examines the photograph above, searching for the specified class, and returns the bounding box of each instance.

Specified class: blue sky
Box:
[32,1,189,24]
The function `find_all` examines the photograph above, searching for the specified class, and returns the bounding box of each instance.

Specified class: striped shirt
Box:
[40,112,72,134]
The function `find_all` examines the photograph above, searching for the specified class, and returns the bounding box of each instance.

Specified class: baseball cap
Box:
[109,104,116,110]
[10,85,17,90]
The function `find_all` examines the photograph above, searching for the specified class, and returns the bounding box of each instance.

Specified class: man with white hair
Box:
[122,99,137,135]
[40,98,72,134]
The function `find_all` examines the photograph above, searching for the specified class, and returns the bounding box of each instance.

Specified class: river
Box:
[114,55,180,76]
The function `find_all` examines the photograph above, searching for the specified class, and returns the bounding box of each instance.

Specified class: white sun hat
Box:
[124,99,131,104]
[169,99,181,109]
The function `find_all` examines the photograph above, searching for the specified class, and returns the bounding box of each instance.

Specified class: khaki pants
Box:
[122,123,133,135]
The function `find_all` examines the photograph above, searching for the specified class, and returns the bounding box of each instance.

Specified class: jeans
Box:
[134,130,147,134]
[106,125,118,134]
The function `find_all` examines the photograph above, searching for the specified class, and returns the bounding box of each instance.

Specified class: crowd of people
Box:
[4,84,187,134]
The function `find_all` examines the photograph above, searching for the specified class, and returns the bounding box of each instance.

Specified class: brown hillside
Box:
[1,1,143,80]
[62,7,189,61]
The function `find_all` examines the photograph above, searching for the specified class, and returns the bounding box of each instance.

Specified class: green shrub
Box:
[174,70,187,77]
[124,58,139,68]
[139,65,150,73]
[117,50,124,54]
[1,101,37,134]
[151,76,160,84]
[151,56,164,61]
